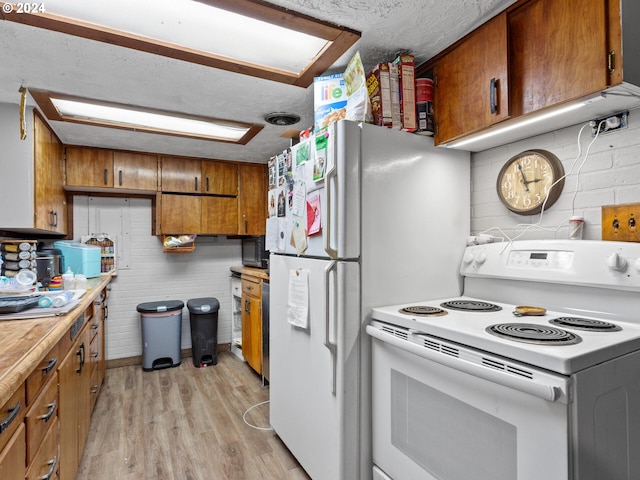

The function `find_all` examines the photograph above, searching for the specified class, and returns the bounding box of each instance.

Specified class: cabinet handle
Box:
[194,177,198,191]
[489,77,498,114]
[206,177,210,192]
[0,400,20,433]
[49,210,56,228]
[103,168,109,185]
[244,219,248,233]
[91,385,99,394]
[76,343,85,374]
[608,50,616,74]
[39,400,57,423]
[42,357,58,374]
[42,456,57,480]
[92,350,99,359]
[53,211,58,227]
[244,299,250,314]
[119,169,123,186]
[91,322,99,330]
[105,305,109,319]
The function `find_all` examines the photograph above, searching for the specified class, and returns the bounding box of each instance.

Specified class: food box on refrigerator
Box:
[314,73,347,130]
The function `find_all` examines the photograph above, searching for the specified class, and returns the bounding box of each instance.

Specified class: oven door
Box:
[367,323,572,480]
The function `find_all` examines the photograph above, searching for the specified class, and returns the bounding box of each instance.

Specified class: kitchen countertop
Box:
[0,273,113,407]
[231,265,269,281]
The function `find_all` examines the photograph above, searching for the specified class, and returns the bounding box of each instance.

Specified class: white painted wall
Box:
[71,195,241,361]
[471,111,640,241]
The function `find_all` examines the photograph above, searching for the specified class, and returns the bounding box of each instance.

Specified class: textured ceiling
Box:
[0,0,515,163]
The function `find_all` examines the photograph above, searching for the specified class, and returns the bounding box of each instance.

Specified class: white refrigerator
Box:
[269,120,470,480]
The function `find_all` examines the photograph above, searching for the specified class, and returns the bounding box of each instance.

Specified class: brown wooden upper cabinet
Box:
[161,156,238,195]
[433,12,509,145]
[426,0,637,146]
[65,147,158,191]
[238,163,267,236]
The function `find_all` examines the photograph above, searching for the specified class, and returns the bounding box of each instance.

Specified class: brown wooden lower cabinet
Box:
[241,275,262,374]
[0,424,26,480]
[58,324,91,480]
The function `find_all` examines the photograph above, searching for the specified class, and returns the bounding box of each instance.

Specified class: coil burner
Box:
[440,300,502,312]
[399,305,448,317]
[549,317,622,332]
[486,323,581,345]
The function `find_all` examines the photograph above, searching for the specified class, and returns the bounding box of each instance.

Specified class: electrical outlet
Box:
[591,111,628,136]
[602,203,640,242]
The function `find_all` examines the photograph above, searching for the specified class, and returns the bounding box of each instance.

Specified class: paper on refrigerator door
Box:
[287,269,309,329]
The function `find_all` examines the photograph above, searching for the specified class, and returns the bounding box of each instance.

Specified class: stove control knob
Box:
[462,251,475,265]
[607,252,628,272]
[475,252,487,265]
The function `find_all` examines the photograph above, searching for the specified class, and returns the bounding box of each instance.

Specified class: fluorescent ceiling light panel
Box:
[0,0,360,87]
[30,89,263,144]
[52,98,248,141]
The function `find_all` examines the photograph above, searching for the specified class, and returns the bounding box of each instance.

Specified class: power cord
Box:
[242,400,273,431]
[479,118,607,245]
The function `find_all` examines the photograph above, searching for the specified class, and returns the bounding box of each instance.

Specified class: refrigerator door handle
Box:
[324,161,338,259]
[324,260,338,396]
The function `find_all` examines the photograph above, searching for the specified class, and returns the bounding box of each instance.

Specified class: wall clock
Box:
[496,149,565,215]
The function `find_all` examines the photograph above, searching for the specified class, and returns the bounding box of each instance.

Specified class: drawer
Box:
[26,419,58,480]
[89,365,102,412]
[25,374,58,464]
[0,384,26,453]
[242,277,261,297]
[26,342,60,406]
[0,423,26,480]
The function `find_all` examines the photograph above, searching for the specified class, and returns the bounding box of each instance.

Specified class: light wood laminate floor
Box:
[77,352,311,480]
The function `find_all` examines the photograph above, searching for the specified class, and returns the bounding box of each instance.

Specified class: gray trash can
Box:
[137,300,184,371]
[187,297,220,367]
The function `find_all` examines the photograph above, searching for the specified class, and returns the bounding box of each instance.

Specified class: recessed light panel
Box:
[0,0,360,87]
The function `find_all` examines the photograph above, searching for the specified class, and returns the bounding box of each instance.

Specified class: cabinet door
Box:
[201,196,238,235]
[160,194,201,234]
[433,12,509,144]
[113,152,159,190]
[0,424,25,480]
[34,114,67,233]
[161,156,201,192]
[202,161,238,195]
[238,163,267,235]
[65,147,114,188]
[58,328,91,480]
[241,294,262,374]
[509,0,608,117]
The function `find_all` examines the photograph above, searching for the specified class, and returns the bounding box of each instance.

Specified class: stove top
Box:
[371,296,640,375]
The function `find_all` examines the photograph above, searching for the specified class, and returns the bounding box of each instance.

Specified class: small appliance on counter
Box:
[241,235,268,269]
[54,241,101,278]
[36,246,64,288]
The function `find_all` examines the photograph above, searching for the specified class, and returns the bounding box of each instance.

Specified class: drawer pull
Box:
[41,456,57,480]
[91,322,100,330]
[42,357,58,374]
[39,400,57,423]
[0,400,20,433]
[91,385,99,394]
[92,350,99,359]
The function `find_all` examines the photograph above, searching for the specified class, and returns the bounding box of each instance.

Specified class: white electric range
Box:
[368,240,640,480]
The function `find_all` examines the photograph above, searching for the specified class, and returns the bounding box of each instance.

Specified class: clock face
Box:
[497,150,565,215]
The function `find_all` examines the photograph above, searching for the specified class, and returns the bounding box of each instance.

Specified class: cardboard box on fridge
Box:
[392,53,417,132]
[313,73,347,130]
[366,63,392,128]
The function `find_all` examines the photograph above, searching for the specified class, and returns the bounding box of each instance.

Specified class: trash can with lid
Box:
[187,297,220,367]
[137,300,184,371]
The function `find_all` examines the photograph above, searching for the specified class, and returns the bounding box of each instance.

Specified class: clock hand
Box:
[517,162,530,192]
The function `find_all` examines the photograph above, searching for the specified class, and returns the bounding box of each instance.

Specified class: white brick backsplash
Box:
[471,108,640,241]
[71,196,242,361]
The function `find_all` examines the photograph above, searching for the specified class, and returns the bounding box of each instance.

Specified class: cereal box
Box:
[392,53,417,132]
[314,73,347,130]
[367,63,392,128]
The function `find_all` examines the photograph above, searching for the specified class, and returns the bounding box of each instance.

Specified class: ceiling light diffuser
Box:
[30,89,263,144]
[0,0,361,87]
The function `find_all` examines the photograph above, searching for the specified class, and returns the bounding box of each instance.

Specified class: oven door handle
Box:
[367,325,567,403]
